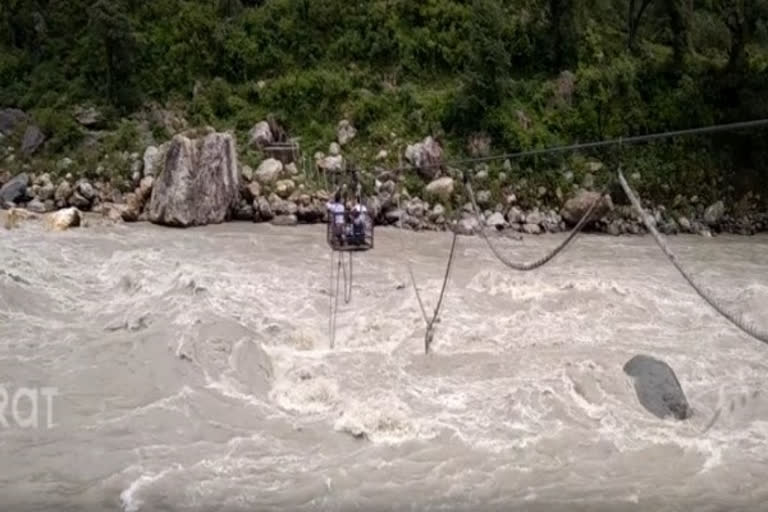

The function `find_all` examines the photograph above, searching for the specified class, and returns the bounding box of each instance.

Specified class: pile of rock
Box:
[2,116,766,237]
[238,155,327,226]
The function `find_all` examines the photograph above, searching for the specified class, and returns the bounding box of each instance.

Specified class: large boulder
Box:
[0,108,28,135]
[704,200,725,227]
[54,181,72,207]
[76,179,96,202]
[244,181,261,202]
[255,196,273,221]
[561,190,613,226]
[21,125,45,155]
[425,177,455,202]
[248,121,273,149]
[68,191,91,210]
[143,146,160,177]
[0,173,29,207]
[37,181,55,202]
[120,193,143,222]
[142,143,170,178]
[148,131,240,227]
[255,158,284,184]
[405,136,443,179]
[275,179,295,199]
[138,176,154,202]
[623,355,692,421]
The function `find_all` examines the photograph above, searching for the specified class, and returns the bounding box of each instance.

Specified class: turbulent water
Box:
[1,220,768,511]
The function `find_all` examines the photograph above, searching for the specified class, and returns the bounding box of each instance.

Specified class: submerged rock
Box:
[272,214,298,226]
[4,208,36,229]
[623,354,692,421]
[148,131,239,227]
[44,207,81,231]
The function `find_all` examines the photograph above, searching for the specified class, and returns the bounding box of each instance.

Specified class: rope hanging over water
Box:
[397,194,460,354]
[342,119,768,353]
[328,251,354,349]
[617,168,768,346]
[465,179,606,271]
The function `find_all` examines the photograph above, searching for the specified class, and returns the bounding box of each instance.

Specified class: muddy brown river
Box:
[1,220,767,511]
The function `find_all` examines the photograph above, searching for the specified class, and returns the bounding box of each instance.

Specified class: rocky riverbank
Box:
[1,108,766,236]
[3,164,765,237]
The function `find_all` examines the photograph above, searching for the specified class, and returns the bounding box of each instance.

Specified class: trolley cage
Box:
[326,212,374,251]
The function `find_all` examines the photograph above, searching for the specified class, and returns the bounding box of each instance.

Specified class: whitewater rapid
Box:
[1,220,767,511]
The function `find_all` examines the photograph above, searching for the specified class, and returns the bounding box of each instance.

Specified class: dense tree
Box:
[627,0,654,51]
[0,0,767,202]
[549,0,581,69]
[87,0,140,110]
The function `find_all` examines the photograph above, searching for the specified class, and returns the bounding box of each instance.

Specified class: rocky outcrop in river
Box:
[148,130,240,227]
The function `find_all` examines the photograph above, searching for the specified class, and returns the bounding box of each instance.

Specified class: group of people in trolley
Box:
[325,189,369,248]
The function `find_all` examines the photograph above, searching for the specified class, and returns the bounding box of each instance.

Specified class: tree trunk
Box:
[550,0,578,69]
[666,0,690,70]
[628,0,654,52]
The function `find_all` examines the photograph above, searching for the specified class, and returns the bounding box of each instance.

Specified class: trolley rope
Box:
[328,250,355,348]
[617,167,768,345]
[396,194,460,354]
[388,118,768,174]
[339,251,353,304]
[465,179,607,271]
[328,251,340,349]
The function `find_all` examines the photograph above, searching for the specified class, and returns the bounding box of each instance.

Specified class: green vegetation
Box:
[2,0,768,208]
